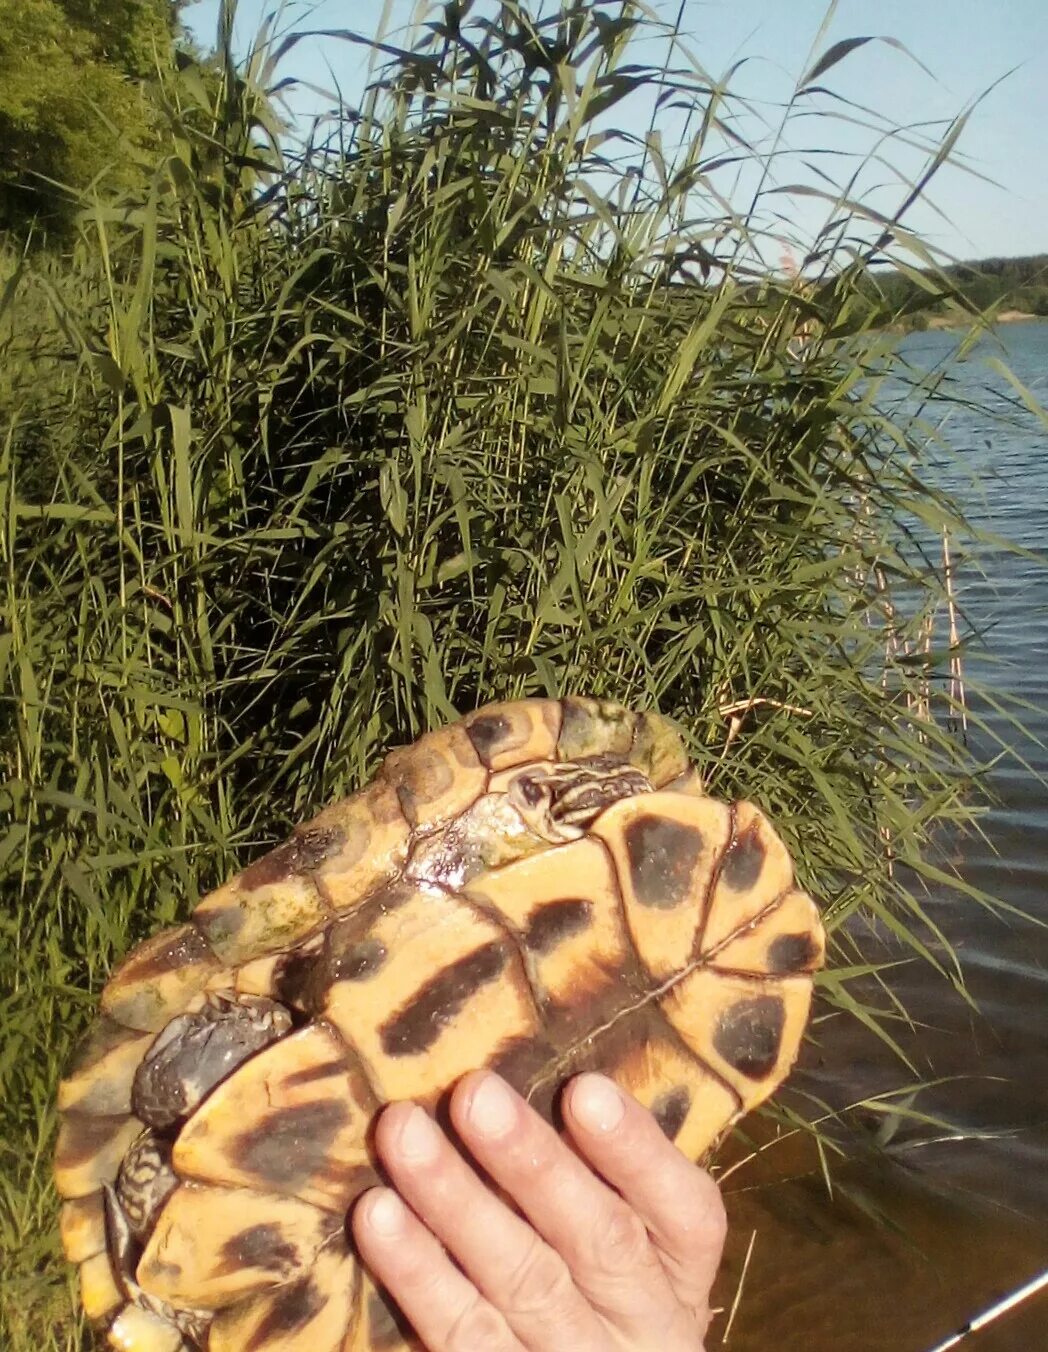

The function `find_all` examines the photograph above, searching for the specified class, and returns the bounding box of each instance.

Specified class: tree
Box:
[0,0,178,240]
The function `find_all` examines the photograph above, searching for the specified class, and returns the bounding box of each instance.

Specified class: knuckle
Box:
[590,1204,653,1278]
[501,1234,574,1317]
[444,1295,516,1352]
[506,1126,561,1179]
[677,1174,728,1251]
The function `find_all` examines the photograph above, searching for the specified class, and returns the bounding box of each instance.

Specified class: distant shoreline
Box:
[924,308,1044,329]
[883,308,1047,335]
[864,254,1048,333]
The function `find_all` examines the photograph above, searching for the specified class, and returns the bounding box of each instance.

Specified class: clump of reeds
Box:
[0,3,1010,1345]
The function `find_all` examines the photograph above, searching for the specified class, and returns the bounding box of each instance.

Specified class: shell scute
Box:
[708,887,824,975]
[54,1111,145,1199]
[557,696,636,760]
[136,1183,341,1311]
[593,792,732,981]
[173,1023,378,1212]
[239,825,346,892]
[464,836,643,1035]
[79,1249,124,1321]
[59,1191,107,1263]
[461,698,561,770]
[101,926,223,1033]
[322,887,539,1104]
[699,801,795,953]
[193,873,330,967]
[58,1018,154,1116]
[608,1033,740,1161]
[661,968,813,1111]
[208,1239,357,1352]
[628,710,690,786]
[311,782,410,914]
[379,724,486,831]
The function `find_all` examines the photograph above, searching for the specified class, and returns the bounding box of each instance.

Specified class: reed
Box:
[0,2,1017,1344]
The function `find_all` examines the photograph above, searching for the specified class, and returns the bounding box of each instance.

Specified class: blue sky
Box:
[183,0,1048,262]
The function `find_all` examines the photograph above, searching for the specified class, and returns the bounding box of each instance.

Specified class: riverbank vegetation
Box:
[0,2,1020,1346]
[862,253,1048,330]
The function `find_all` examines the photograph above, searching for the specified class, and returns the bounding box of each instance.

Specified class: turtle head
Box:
[507,755,653,843]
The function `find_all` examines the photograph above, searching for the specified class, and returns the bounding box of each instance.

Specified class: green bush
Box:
[0,0,178,239]
[0,3,1005,1344]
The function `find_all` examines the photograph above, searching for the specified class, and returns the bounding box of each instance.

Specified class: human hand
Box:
[352,1070,727,1351]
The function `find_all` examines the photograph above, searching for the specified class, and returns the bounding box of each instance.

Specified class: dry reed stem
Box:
[942,527,969,737]
[720,1229,759,1346]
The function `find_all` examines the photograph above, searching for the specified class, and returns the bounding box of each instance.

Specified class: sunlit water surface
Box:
[710,321,1048,1352]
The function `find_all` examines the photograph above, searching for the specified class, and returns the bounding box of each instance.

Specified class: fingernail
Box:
[466,1073,517,1140]
[396,1104,440,1163]
[572,1074,626,1134]
[366,1189,406,1237]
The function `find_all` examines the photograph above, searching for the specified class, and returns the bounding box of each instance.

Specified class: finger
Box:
[563,1073,727,1317]
[372,1101,606,1350]
[352,1187,521,1352]
[450,1071,687,1341]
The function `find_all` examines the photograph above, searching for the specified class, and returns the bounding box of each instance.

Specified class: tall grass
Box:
[0,2,1013,1345]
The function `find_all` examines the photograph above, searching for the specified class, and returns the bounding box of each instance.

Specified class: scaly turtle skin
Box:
[55,696,825,1352]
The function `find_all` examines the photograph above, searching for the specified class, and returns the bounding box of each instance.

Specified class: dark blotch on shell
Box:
[720,825,766,892]
[379,941,508,1058]
[195,904,245,943]
[766,931,819,974]
[247,1276,327,1347]
[110,924,218,989]
[132,995,291,1129]
[55,1111,132,1171]
[464,713,512,765]
[712,995,785,1080]
[650,1087,691,1142]
[275,935,327,1012]
[332,938,387,982]
[241,825,345,891]
[624,814,704,909]
[488,1036,557,1106]
[220,1222,299,1276]
[288,898,406,1011]
[386,746,455,825]
[66,1016,137,1078]
[62,1017,148,1115]
[237,1100,350,1192]
[523,899,593,954]
[282,1058,347,1090]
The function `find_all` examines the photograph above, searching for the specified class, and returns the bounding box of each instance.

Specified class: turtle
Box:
[55,695,825,1352]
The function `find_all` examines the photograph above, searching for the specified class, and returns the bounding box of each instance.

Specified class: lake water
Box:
[710,322,1048,1352]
